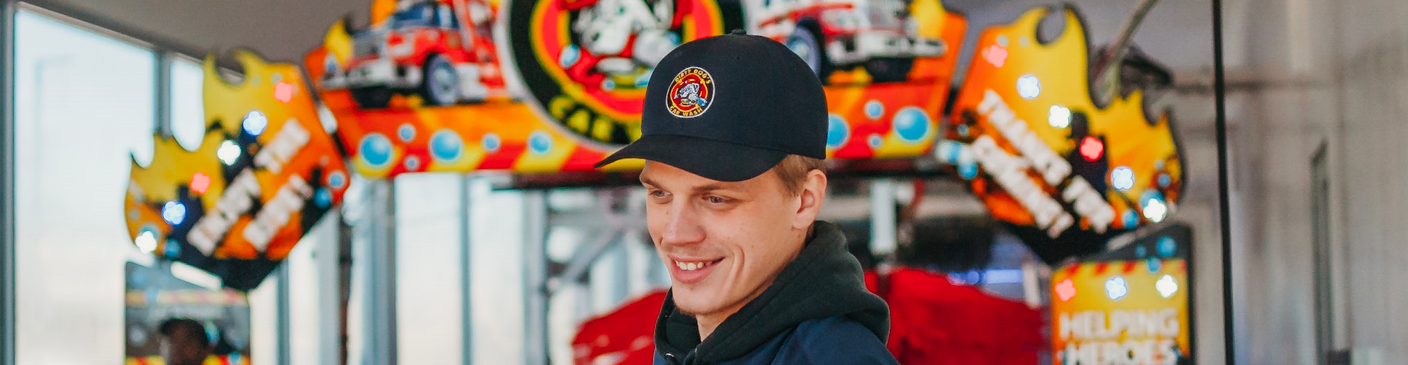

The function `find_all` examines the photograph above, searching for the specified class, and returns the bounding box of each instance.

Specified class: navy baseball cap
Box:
[594,31,828,182]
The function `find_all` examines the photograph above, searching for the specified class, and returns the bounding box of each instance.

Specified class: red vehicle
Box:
[322,0,507,108]
[746,0,946,83]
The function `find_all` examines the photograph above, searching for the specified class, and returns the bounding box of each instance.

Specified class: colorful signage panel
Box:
[118,1,1198,291]
[125,51,349,291]
[1051,223,1193,365]
[304,0,965,179]
[939,6,1184,262]
[125,262,253,365]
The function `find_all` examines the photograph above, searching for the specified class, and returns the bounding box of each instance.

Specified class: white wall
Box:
[1218,0,1408,363]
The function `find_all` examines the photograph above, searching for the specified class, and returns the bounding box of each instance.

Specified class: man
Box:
[595,30,898,365]
[158,318,213,365]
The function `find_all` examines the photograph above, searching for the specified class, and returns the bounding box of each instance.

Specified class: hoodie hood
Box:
[653,220,890,364]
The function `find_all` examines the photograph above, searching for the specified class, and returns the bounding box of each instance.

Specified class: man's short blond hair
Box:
[770,154,826,196]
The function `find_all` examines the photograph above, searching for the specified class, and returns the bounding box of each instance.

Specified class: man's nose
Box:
[659,202,705,246]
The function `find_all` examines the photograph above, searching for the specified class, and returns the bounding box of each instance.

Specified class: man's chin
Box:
[672,293,725,317]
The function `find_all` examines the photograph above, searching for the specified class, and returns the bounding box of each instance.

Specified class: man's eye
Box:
[649,189,669,198]
[706,195,727,204]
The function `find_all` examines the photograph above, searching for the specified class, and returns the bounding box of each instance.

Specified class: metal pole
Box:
[154,51,171,135]
[1090,0,1162,107]
[364,180,398,365]
[611,237,630,305]
[316,214,342,365]
[522,191,549,365]
[605,189,632,304]
[1211,0,1235,362]
[459,175,473,365]
[276,263,293,365]
[869,179,897,257]
[0,1,17,364]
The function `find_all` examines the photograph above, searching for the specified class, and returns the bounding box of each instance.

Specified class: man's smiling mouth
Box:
[674,259,723,271]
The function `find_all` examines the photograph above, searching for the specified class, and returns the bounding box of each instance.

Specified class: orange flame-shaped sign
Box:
[941,6,1184,262]
[125,50,349,290]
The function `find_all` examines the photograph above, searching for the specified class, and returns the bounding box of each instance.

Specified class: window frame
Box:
[0,2,260,365]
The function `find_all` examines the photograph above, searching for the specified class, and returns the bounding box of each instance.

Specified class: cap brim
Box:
[594,134,787,182]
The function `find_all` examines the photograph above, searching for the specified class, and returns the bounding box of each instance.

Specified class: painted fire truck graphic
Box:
[322,0,508,108]
[561,0,684,91]
[745,0,946,83]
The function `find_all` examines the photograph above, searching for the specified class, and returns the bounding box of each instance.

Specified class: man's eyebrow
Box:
[693,182,740,193]
[638,177,739,193]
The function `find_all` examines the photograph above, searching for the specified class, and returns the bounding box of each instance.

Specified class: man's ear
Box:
[792,169,827,230]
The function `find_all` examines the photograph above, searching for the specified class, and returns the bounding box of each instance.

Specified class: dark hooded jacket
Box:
[652,221,898,365]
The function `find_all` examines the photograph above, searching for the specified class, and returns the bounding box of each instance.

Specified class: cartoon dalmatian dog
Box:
[674,82,707,108]
[563,0,685,88]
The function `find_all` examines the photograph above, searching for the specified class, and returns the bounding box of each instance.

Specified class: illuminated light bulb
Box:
[1048,105,1071,128]
[864,100,884,120]
[162,201,187,226]
[217,140,241,165]
[1122,209,1138,228]
[1105,276,1128,300]
[1111,166,1135,191]
[1017,74,1041,99]
[242,111,268,136]
[1079,136,1104,161]
[326,171,347,190]
[314,189,333,209]
[430,129,464,162]
[398,123,416,142]
[958,162,979,180]
[528,131,553,154]
[273,81,295,103]
[984,44,1008,68]
[1156,274,1179,298]
[163,239,181,258]
[190,172,211,195]
[482,133,502,152]
[359,133,394,167]
[135,230,158,253]
[1055,278,1077,302]
[867,134,883,149]
[1143,198,1168,223]
[1158,237,1178,257]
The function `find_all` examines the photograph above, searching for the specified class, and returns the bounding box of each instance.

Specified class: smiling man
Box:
[595,31,898,365]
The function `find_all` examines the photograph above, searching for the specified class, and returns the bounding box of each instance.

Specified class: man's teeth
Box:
[674,260,715,271]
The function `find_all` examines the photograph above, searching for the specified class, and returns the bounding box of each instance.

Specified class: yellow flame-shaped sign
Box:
[943,6,1184,261]
[125,50,349,290]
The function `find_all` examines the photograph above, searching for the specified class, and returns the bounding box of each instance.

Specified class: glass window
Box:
[13,9,156,364]
[394,174,466,364]
[169,57,205,152]
[383,175,528,364]
[467,180,526,365]
[390,2,439,28]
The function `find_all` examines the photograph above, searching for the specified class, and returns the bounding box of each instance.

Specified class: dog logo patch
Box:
[667,67,714,118]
